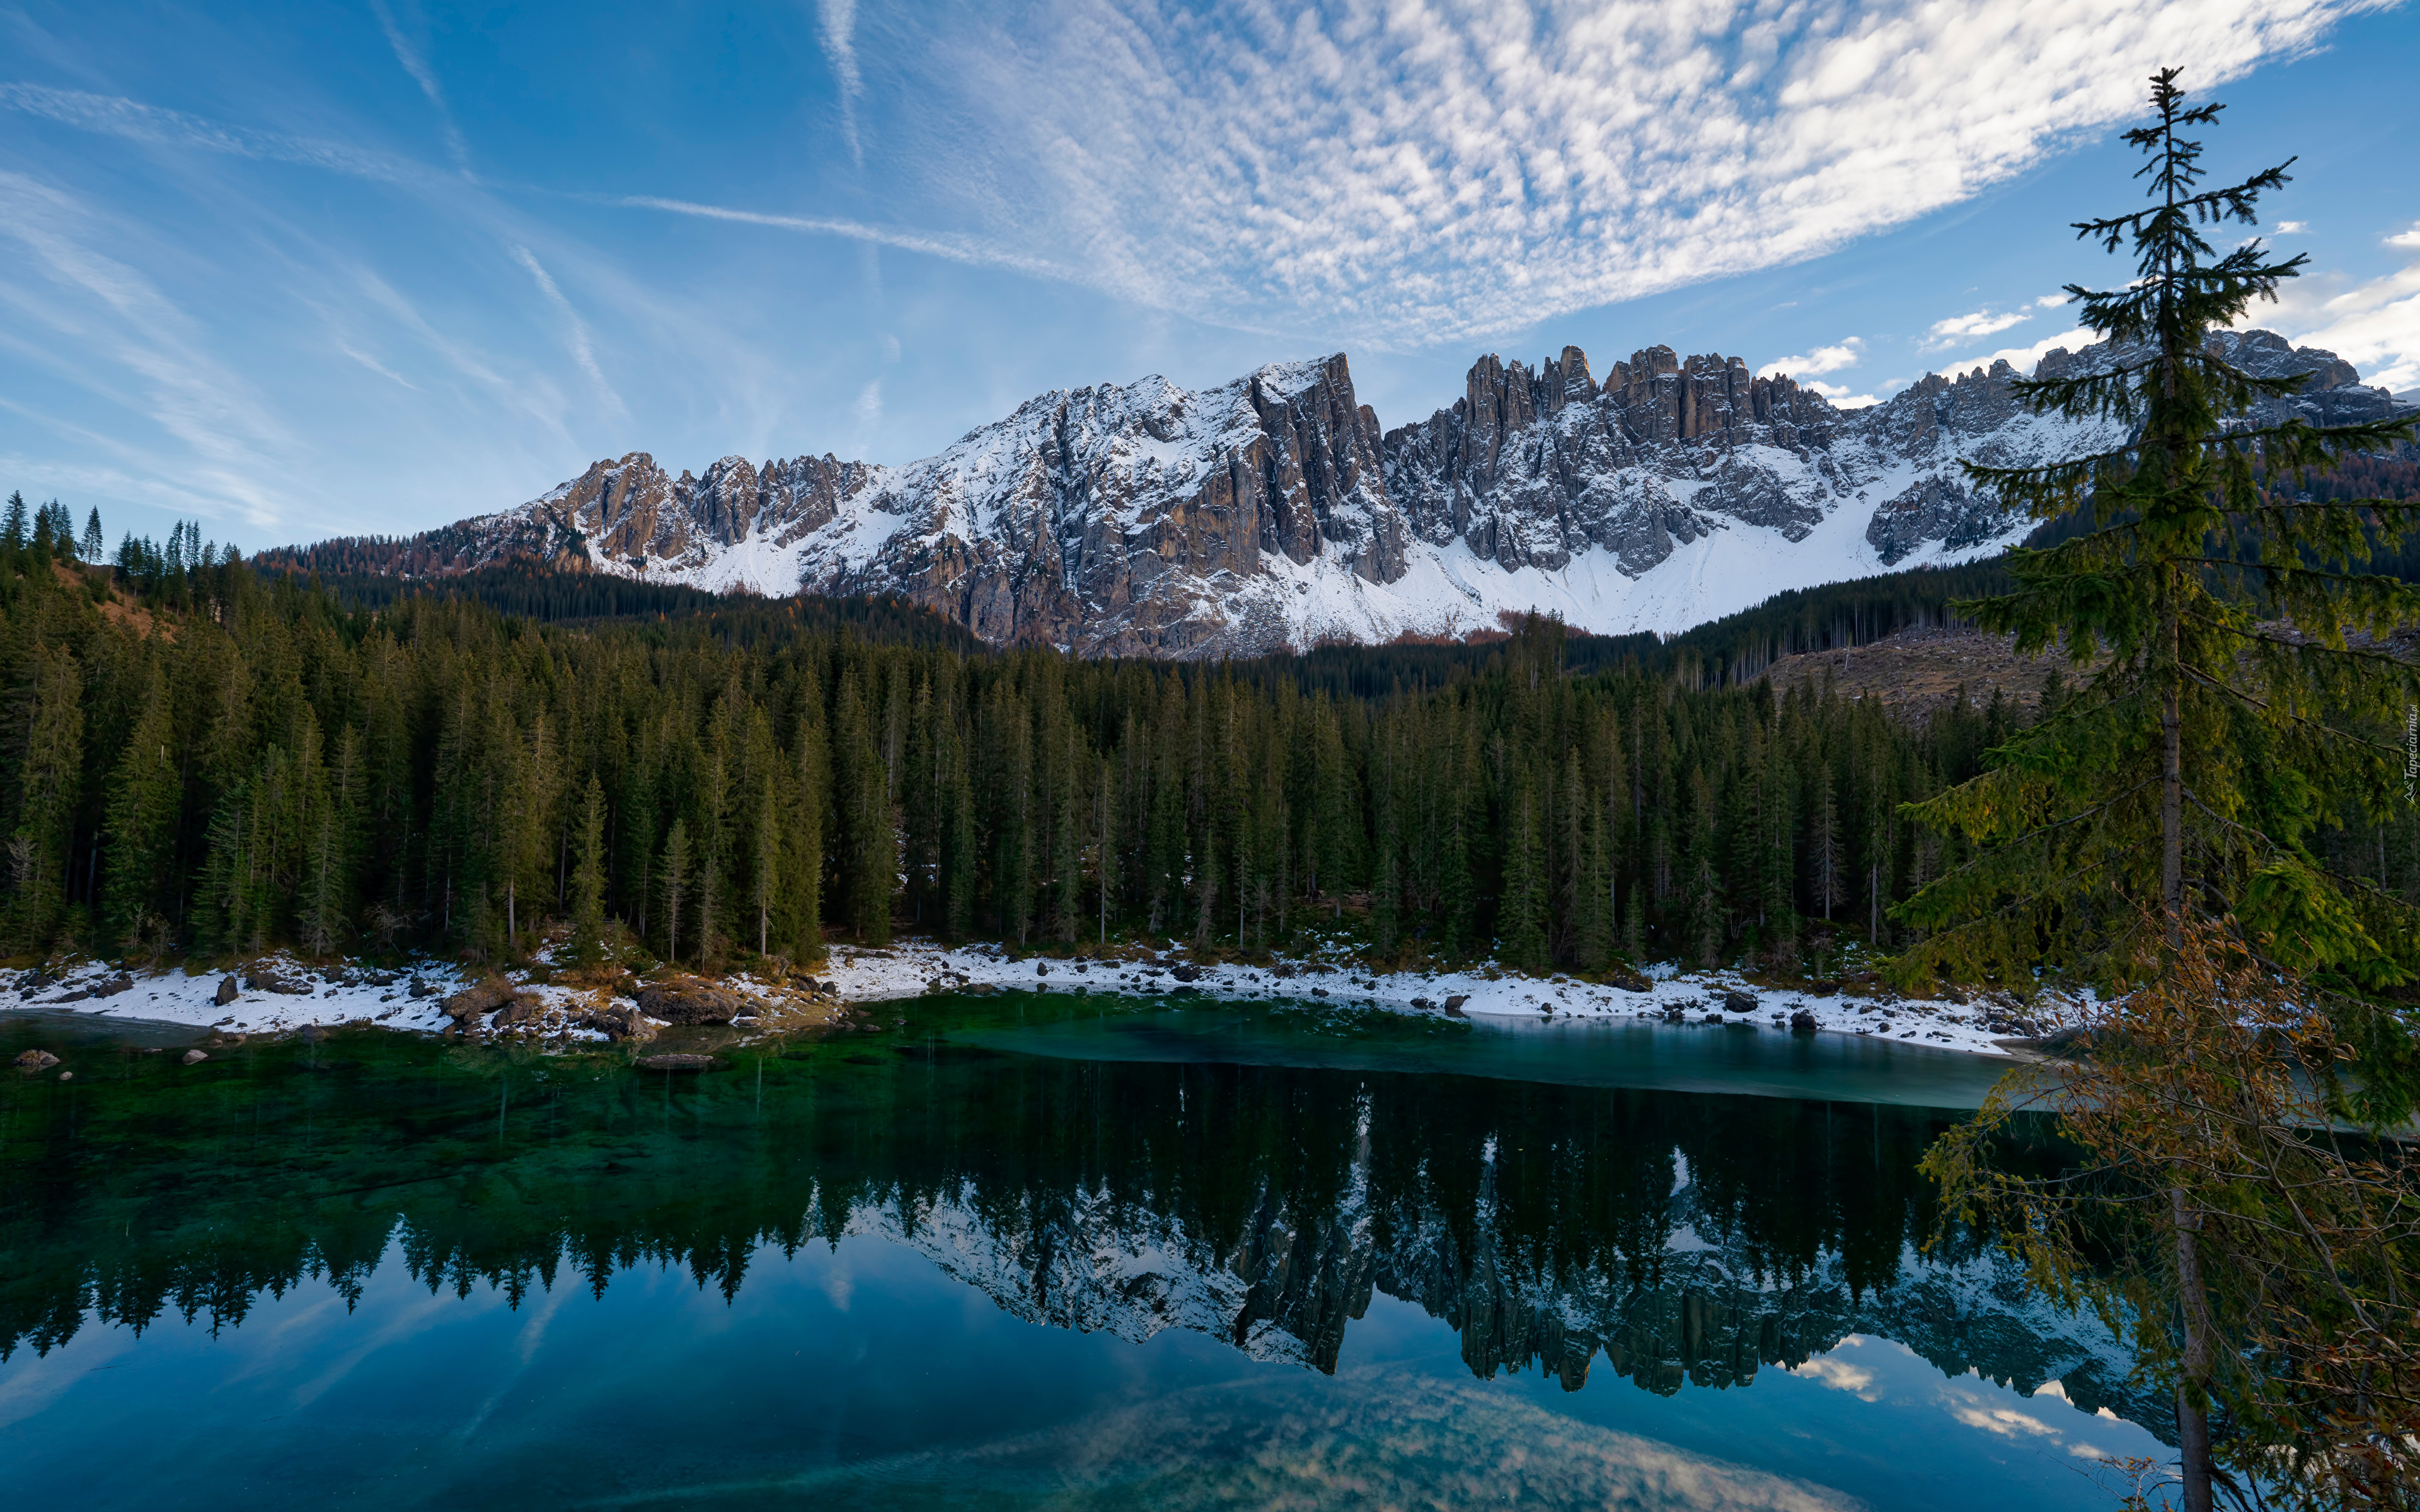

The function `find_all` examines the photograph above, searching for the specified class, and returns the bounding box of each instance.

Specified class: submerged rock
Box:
[634,1053,719,1072]
[181,1049,209,1065]
[14,1049,59,1071]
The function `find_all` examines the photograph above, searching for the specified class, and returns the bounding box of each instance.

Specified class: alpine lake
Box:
[1,987,2172,1510]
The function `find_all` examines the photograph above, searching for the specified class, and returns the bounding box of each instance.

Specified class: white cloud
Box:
[817,0,864,166]
[0,82,418,183]
[848,377,883,454]
[369,0,470,170]
[2275,219,2308,233]
[2034,293,2071,309]
[1923,326,2092,382]
[507,245,624,416]
[1925,307,2031,348]
[1760,338,1864,378]
[2252,249,2420,392]
[892,0,2390,343]
[1804,380,1879,408]
[0,169,304,527]
[1791,1354,1882,1399]
[2388,222,2420,250]
[1949,1398,2063,1439]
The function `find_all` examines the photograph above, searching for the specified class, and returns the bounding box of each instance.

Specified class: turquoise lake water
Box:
[1,993,2160,1509]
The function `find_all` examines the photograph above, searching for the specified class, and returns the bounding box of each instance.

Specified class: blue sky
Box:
[4,0,2417,551]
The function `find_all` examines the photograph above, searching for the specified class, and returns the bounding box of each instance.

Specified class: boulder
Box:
[1721,989,1758,1015]
[215,975,241,1006]
[490,993,545,1028]
[1606,967,1654,994]
[580,1004,656,1043]
[1168,963,1201,982]
[297,1024,328,1043]
[634,976,752,1026]
[245,971,313,995]
[440,977,515,1023]
[91,974,134,999]
[1790,1010,1819,1034]
[14,1049,59,1071]
[182,1049,209,1065]
[407,978,435,999]
[1442,994,1469,1016]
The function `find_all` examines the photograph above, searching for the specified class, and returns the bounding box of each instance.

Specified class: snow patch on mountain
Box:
[313,331,2408,657]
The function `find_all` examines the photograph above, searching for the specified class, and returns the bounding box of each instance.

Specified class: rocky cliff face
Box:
[305,329,2407,657]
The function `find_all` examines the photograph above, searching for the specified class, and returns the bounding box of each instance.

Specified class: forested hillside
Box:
[5,493,2409,978]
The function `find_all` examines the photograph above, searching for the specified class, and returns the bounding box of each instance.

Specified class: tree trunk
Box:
[2162,598,2184,949]
[2171,1182,2216,1512]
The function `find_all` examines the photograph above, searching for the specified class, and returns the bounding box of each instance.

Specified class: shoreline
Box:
[5,941,2047,1060]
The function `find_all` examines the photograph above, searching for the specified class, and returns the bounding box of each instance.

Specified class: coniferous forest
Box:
[4,488,2411,979]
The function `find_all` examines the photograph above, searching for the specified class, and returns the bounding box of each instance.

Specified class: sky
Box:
[3,0,2417,553]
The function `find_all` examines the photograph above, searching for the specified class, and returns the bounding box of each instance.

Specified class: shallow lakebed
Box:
[3,992,2159,1510]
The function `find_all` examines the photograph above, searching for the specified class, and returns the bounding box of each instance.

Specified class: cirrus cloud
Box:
[898,0,2395,345]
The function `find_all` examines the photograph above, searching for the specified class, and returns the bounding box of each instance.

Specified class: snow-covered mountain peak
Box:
[280,332,2410,657]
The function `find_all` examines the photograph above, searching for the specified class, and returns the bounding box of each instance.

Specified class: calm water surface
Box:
[2,992,2162,1509]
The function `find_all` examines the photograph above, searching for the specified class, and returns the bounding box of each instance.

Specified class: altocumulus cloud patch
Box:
[889,0,2390,345]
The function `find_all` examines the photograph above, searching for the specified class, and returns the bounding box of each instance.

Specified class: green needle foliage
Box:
[1897,69,2420,1114]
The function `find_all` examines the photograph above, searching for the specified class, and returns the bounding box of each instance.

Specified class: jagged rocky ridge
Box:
[296,330,2407,658]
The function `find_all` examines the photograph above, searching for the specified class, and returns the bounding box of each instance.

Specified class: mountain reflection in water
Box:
[0,1001,2149,1443]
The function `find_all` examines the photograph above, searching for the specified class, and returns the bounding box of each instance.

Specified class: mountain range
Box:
[275,329,2409,658]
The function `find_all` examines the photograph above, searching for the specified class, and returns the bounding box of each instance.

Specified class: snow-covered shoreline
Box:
[8,941,2044,1059]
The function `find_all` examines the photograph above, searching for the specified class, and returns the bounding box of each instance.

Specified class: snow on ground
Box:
[9,942,2039,1058]
[814,939,2034,1057]
[7,956,483,1038]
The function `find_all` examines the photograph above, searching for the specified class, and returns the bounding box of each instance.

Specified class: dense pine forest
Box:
[3,489,2407,978]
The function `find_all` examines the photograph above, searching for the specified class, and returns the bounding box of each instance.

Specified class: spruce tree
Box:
[79,508,103,564]
[1903,71,2420,1511]
[753,782,778,958]
[9,644,84,951]
[1901,71,2420,1040]
[1499,769,1548,970]
[570,777,608,968]
[788,719,828,958]
[101,663,180,949]
[661,817,691,965]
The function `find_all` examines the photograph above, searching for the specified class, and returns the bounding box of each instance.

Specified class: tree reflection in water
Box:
[0,1014,2153,1436]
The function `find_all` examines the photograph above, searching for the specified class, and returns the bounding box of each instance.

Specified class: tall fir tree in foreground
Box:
[1904,71,2420,1512]
[1899,66,2420,1050]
